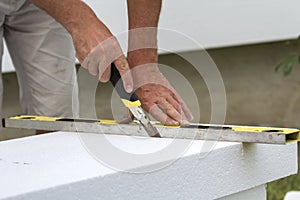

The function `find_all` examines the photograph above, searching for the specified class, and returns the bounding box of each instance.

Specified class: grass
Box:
[267,143,300,200]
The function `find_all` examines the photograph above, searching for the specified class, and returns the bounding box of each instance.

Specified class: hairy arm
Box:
[30,0,133,91]
[127,0,193,125]
[30,0,107,61]
[127,0,161,65]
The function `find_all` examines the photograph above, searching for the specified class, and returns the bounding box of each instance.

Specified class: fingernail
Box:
[181,120,190,126]
[171,121,179,126]
[126,84,133,93]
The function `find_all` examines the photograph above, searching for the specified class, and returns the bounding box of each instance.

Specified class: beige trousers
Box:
[0,0,79,118]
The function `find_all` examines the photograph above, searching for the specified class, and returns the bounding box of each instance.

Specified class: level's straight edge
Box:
[3,115,300,145]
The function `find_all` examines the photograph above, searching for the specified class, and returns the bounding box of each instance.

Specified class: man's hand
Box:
[136,83,193,126]
[128,52,193,126]
[78,30,133,93]
[30,0,133,92]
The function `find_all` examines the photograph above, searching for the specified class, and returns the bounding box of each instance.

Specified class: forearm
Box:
[127,0,162,66]
[30,0,112,62]
[30,0,103,36]
[127,0,161,28]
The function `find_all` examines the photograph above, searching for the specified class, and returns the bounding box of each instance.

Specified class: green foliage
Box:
[268,173,300,200]
[275,54,299,76]
[275,36,300,76]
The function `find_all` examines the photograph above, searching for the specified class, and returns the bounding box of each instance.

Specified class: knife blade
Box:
[110,63,160,137]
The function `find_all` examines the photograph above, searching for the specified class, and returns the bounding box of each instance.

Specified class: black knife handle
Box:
[110,63,139,102]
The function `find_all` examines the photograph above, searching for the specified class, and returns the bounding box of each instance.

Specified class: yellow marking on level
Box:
[11,115,59,122]
[155,124,180,129]
[98,120,117,125]
[232,125,299,134]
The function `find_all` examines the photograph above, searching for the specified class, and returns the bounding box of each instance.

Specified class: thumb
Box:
[114,55,133,93]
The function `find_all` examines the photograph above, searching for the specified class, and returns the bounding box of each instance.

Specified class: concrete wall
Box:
[160,41,300,127]
[1,40,300,140]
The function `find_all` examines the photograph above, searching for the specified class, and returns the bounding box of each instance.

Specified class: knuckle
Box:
[116,60,129,71]
[141,102,152,111]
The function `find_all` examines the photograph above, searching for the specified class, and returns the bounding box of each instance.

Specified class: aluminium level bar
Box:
[3,115,300,145]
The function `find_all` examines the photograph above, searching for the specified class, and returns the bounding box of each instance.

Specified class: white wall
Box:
[3,0,300,72]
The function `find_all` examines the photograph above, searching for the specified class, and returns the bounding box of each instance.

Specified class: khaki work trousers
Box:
[0,0,79,119]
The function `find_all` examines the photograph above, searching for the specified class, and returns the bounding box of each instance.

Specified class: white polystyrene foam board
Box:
[0,132,297,200]
[219,185,266,200]
[284,191,300,200]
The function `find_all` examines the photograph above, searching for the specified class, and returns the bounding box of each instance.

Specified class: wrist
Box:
[129,61,167,91]
[127,49,158,68]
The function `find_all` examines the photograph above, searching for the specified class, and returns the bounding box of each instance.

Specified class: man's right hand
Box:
[78,29,133,93]
[30,0,133,93]
[71,4,133,93]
